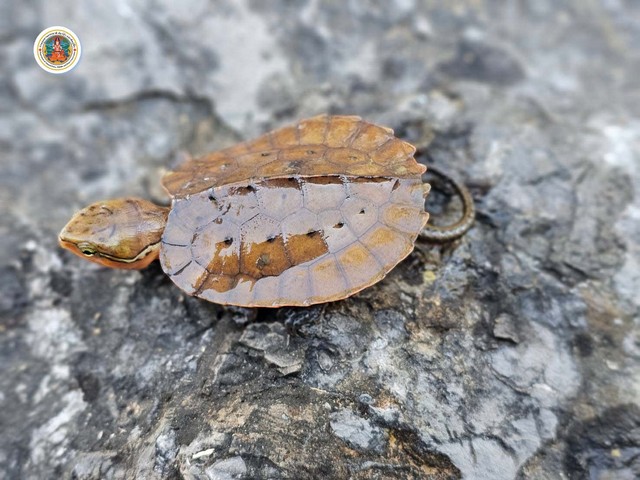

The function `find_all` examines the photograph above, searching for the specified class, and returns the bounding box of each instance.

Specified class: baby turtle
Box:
[59,115,474,307]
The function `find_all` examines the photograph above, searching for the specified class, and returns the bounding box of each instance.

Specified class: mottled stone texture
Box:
[1,1,639,479]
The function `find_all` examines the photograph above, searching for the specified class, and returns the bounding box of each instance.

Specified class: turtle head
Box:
[59,198,169,269]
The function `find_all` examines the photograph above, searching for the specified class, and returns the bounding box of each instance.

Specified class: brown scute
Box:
[350,176,391,183]
[325,116,363,147]
[285,230,329,265]
[336,242,381,287]
[382,204,427,234]
[270,124,298,147]
[205,240,240,276]
[326,147,367,166]
[305,176,344,185]
[308,256,349,300]
[298,115,331,144]
[229,185,256,196]
[240,235,291,279]
[261,177,302,190]
[350,122,394,151]
[280,146,326,162]
[361,226,413,270]
[197,274,236,294]
[161,115,424,198]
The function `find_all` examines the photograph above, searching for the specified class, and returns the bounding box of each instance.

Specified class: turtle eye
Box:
[78,243,96,256]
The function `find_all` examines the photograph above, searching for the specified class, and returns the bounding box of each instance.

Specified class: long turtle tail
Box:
[419,165,475,243]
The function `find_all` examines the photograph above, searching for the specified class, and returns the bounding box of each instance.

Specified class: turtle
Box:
[59,115,474,307]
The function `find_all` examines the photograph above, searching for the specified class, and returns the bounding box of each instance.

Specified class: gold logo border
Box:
[33,26,82,74]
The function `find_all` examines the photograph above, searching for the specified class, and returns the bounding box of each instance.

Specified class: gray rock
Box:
[493,313,520,343]
[1,1,639,479]
[330,409,386,453]
[205,456,247,480]
[239,322,304,376]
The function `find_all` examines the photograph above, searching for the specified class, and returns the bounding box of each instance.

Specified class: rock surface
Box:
[1,1,639,479]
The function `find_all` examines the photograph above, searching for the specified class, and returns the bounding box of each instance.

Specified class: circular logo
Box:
[33,26,81,74]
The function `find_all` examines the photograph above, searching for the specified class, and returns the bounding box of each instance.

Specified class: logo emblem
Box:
[33,26,81,74]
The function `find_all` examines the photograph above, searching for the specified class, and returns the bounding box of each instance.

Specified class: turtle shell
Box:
[160,115,428,307]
